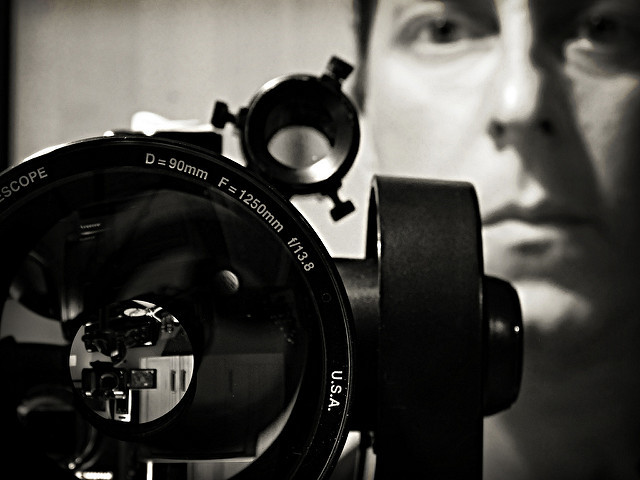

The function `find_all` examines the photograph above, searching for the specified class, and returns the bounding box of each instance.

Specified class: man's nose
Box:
[488,5,555,142]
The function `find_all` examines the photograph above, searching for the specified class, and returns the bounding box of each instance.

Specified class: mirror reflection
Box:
[69,299,194,423]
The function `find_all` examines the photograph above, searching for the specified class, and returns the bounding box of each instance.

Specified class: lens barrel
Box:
[0,136,354,480]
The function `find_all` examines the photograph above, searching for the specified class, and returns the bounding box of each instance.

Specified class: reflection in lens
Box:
[0,178,313,478]
[268,125,331,168]
[70,299,194,424]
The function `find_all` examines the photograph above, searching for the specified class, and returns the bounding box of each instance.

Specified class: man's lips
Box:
[482,202,596,229]
[480,201,606,279]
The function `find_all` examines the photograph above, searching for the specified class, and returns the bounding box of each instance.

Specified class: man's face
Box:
[364,0,640,335]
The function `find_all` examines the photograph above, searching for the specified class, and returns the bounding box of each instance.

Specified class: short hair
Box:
[352,0,377,109]
[353,0,377,62]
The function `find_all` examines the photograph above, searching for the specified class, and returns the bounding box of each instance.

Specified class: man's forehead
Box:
[387,0,496,18]
[383,0,640,30]
[386,0,608,14]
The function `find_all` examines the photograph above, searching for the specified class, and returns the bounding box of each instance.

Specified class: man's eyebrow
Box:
[392,0,496,19]
[532,0,618,30]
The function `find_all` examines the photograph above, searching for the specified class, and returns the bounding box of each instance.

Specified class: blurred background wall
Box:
[10,0,356,166]
[8,0,367,256]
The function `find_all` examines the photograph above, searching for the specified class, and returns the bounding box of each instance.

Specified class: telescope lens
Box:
[0,138,352,479]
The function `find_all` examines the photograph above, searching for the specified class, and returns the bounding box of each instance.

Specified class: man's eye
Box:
[419,18,462,43]
[579,14,621,44]
[564,8,640,73]
[394,8,498,61]
[573,8,640,50]
[402,16,466,45]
